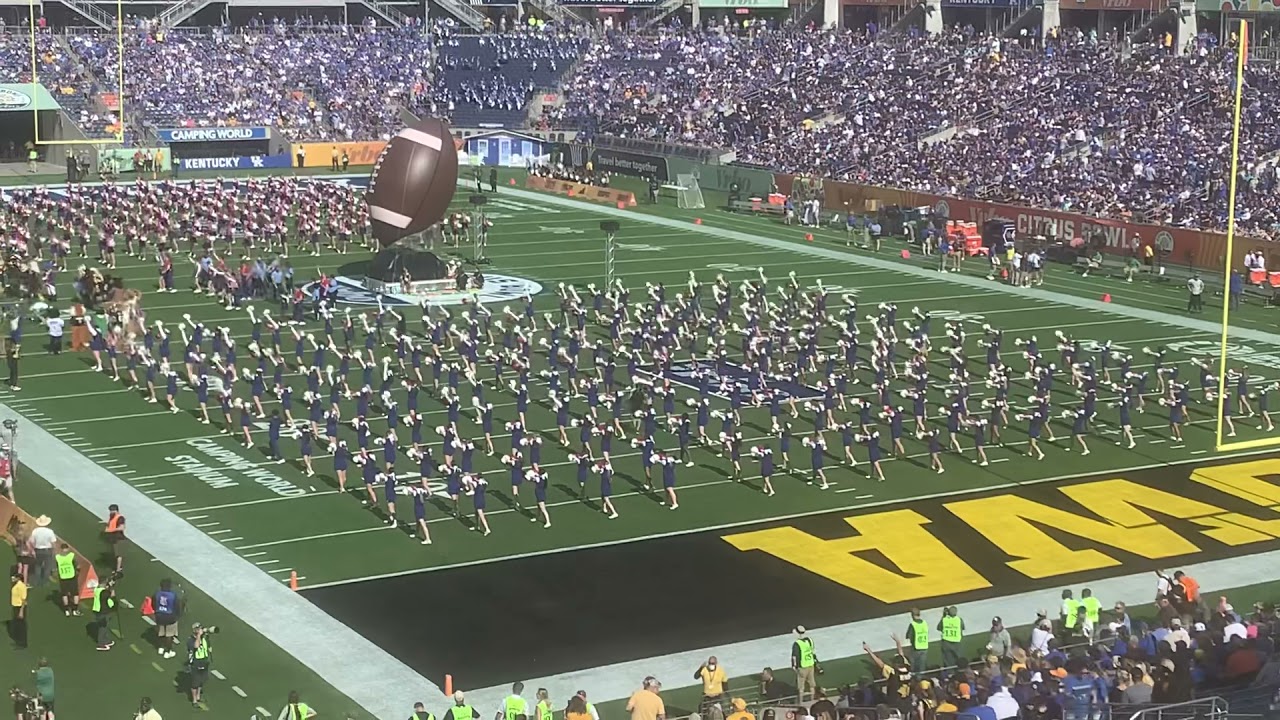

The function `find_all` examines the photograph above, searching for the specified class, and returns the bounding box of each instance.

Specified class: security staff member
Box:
[105,504,126,574]
[411,701,437,720]
[489,167,498,193]
[331,146,340,172]
[533,690,553,720]
[444,690,480,720]
[1061,589,1080,634]
[341,149,350,171]
[937,606,964,669]
[1187,274,1205,313]
[54,543,79,617]
[1080,588,1102,633]
[905,608,929,672]
[648,176,660,204]
[92,577,116,651]
[279,690,317,720]
[498,682,528,720]
[790,625,817,704]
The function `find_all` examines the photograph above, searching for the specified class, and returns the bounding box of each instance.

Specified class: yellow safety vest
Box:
[503,695,528,720]
[910,619,929,650]
[1063,599,1081,628]
[795,637,815,668]
[55,552,77,580]
[940,616,963,643]
[1081,597,1101,625]
[452,705,474,720]
[536,701,552,720]
[92,586,113,613]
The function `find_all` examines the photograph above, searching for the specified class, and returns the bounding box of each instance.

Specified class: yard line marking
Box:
[834,487,860,494]
[144,489,166,495]
[130,643,142,654]
[151,495,176,501]
[1190,449,1208,455]
[134,482,155,488]
[194,522,220,528]
[207,528,231,535]
[164,501,187,507]
[118,598,134,609]
[257,708,273,718]
[185,515,210,521]
[255,559,280,566]
[116,470,137,476]
[142,615,156,625]
[220,537,244,543]
[236,525,393,550]
[1149,438,1168,444]
[151,661,165,672]
[242,551,268,558]
[267,567,293,575]
[990,458,1011,464]
[232,686,248,698]
[212,670,226,681]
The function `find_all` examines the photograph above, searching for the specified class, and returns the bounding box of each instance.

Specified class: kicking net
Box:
[676,173,705,210]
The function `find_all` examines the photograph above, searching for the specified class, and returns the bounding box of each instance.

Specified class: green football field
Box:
[10,169,1280,716]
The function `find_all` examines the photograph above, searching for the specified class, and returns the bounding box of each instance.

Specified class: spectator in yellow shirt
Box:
[694,656,727,714]
[626,677,664,720]
[725,698,753,720]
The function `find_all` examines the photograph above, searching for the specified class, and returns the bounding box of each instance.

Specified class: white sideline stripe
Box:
[0,403,436,720]
[369,205,413,229]
[397,126,443,151]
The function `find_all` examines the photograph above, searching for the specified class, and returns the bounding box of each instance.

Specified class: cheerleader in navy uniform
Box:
[656,453,679,509]
[881,406,907,457]
[87,319,105,372]
[804,432,829,490]
[1231,368,1253,417]
[838,423,857,466]
[381,469,399,526]
[528,465,551,528]
[1221,393,1237,438]
[357,450,378,507]
[267,411,284,464]
[595,461,618,519]
[332,440,350,492]
[195,373,211,424]
[922,429,944,474]
[570,453,592,500]
[442,463,463,518]
[163,362,181,414]
[1063,407,1090,455]
[299,426,316,477]
[778,422,793,470]
[467,475,492,536]
[105,330,121,381]
[1111,393,1137,449]
[967,418,989,467]
[1015,410,1047,461]
[218,391,234,433]
[408,486,432,544]
[1161,395,1186,442]
[503,449,525,511]
[235,399,254,448]
[753,446,776,496]
[1255,383,1278,431]
[856,429,884,480]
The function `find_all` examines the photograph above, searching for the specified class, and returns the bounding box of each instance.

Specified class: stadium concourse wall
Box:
[774,173,1266,275]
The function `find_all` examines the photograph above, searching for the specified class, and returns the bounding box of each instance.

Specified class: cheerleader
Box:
[332,440,350,493]
[357,449,378,507]
[858,429,885,481]
[467,475,492,536]
[1255,383,1277,431]
[967,418,989,467]
[299,426,316,477]
[1015,411,1047,461]
[87,318,105,372]
[1111,393,1137,449]
[528,465,551,528]
[753,446,776,497]
[656,453,679,509]
[923,429,944,474]
[1162,395,1186,442]
[804,432,829,490]
[1221,393,1237,438]
[381,469,399,526]
[235,399,254,448]
[163,362,181,414]
[407,485,431,545]
[1064,408,1090,455]
[503,449,525,511]
[595,461,618,519]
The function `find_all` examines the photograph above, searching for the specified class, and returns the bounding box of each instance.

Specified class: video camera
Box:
[9,687,47,718]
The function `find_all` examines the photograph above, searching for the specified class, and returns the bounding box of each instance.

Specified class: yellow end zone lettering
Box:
[723,459,1280,602]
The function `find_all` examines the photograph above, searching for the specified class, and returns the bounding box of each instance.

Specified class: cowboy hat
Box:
[34,515,51,527]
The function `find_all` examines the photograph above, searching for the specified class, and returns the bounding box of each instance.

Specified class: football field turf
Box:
[14,172,1280,711]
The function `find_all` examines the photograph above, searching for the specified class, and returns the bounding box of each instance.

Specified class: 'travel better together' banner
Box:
[292,141,386,168]
[774,174,1267,275]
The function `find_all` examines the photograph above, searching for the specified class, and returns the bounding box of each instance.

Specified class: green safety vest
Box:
[795,637,815,668]
[55,552,77,580]
[287,703,312,720]
[1063,599,1081,628]
[194,637,209,660]
[414,713,436,720]
[451,705,474,720]
[940,616,963,643]
[92,586,113,613]
[586,703,595,719]
[910,619,929,650]
[1081,597,1101,625]
[503,695,528,720]
[536,701,552,720]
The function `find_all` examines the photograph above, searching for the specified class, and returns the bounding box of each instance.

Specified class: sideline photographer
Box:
[185,622,218,710]
[9,685,50,720]
[134,696,162,720]
[92,573,118,651]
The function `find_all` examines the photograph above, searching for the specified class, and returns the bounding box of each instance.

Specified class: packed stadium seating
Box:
[0,31,121,140]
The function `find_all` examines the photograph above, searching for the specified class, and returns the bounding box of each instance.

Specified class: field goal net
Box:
[676,173,705,209]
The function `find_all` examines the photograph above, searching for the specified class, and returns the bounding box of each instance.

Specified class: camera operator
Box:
[186,622,217,710]
[134,696,162,720]
[92,574,117,651]
[8,684,48,720]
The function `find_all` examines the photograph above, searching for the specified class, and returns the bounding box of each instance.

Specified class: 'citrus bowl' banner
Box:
[291,141,387,168]
[775,174,1268,275]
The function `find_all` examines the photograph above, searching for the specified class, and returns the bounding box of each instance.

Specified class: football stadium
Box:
[5,3,1280,720]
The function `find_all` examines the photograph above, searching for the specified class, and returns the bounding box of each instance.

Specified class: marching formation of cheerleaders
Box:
[75,258,1278,547]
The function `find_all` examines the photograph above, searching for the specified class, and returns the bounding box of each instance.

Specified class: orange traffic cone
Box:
[140,595,155,616]
[1102,293,1112,303]
[694,218,702,225]
[508,178,516,186]
[445,674,454,697]
[805,233,814,242]
[289,571,299,591]
[567,189,576,198]
[616,201,626,210]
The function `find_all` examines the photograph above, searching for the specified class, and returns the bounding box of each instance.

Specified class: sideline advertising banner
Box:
[589,148,669,182]
[666,158,775,195]
[291,141,388,168]
[775,174,1261,274]
[177,154,292,171]
[159,126,271,143]
[0,83,60,112]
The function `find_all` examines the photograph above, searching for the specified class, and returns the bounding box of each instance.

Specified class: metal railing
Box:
[588,134,725,163]
[525,0,578,26]
[359,0,415,28]
[1126,697,1229,720]
[435,0,487,31]
[156,0,217,29]
[59,0,116,31]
